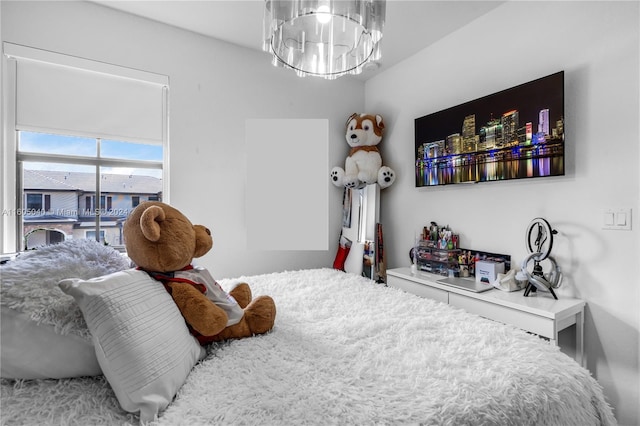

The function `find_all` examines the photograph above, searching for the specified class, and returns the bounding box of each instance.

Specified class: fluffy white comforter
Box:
[155,268,615,426]
[1,248,615,425]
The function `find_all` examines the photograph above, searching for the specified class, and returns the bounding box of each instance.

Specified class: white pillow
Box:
[1,306,101,379]
[1,238,131,380]
[59,269,206,423]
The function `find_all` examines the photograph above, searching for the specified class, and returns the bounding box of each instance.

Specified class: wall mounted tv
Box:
[415,71,564,187]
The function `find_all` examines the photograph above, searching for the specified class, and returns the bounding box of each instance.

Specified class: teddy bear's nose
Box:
[350,133,357,139]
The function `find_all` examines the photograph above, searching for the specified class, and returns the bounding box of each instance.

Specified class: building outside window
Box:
[19,132,163,249]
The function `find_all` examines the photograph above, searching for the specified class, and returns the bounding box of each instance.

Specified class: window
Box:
[25,193,51,212]
[26,194,43,211]
[2,43,168,253]
[84,195,114,212]
[19,132,163,248]
[85,230,106,241]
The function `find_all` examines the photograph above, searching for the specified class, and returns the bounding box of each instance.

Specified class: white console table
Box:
[387,267,585,366]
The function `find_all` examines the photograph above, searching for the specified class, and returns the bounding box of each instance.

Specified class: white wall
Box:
[1,0,363,278]
[367,2,639,424]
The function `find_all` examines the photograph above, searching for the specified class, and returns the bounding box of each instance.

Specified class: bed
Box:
[1,240,615,425]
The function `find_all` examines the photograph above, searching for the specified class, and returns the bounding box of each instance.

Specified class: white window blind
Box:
[5,43,168,145]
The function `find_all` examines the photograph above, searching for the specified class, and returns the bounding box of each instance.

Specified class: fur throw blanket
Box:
[0,239,130,340]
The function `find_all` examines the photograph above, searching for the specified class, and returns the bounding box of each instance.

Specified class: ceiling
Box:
[92,1,503,80]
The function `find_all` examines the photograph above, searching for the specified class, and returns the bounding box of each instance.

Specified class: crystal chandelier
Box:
[263,0,386,80]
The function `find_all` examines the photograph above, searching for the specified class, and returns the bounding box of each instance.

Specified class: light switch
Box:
[602,208,632,230]
[604,212,615,226]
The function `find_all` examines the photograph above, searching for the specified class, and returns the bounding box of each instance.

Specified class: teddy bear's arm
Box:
[166,281,229,336]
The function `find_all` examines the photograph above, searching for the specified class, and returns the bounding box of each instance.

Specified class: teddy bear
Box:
[123,201,276,345]
[330,113,396,189]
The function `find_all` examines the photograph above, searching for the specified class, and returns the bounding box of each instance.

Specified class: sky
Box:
[19,131,163,179]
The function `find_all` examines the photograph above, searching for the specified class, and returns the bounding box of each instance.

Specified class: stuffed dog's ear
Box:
[375,115,385,131]
[193,225,213,258]
[346,113,358,127]
[139,205,165,242]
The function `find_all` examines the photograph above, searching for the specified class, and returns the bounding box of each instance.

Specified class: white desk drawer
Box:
[386,268,584,365]
[450,292,554,338]
[388,275,449,303]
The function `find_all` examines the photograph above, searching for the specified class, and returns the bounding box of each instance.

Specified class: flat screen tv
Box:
[415,71,564,187]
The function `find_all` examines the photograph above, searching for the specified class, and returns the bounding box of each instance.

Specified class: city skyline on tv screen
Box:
[415,71,565,187]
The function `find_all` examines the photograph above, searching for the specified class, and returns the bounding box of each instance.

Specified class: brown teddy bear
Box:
[123,201,276,345]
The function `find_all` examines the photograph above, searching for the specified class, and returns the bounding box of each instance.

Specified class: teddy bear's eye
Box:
[364,125,370,131]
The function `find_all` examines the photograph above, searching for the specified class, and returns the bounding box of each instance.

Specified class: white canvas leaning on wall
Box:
[246,118,328,251]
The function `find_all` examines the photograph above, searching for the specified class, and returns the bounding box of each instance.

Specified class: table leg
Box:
[576,311,585,367]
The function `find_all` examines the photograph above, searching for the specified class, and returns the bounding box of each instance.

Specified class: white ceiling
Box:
[92,1,503,80]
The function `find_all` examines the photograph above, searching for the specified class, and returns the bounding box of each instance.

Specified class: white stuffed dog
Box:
[331,113,395,189]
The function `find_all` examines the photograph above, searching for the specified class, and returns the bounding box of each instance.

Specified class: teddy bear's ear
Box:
[193,225,213,258]
[346,113,358,127]
[139,205,165,242]
[375,115,384,130]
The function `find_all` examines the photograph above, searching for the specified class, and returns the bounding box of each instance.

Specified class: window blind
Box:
[5,43,168,145]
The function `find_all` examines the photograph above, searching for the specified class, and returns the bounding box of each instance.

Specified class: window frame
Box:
[2,44,169,254]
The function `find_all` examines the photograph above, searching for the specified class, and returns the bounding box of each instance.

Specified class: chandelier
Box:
[263,0,386,80]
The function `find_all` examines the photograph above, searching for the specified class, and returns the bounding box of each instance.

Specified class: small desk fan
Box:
[521,217,562,300]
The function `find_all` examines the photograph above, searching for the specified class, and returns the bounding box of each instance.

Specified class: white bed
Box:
[1,241,615,425]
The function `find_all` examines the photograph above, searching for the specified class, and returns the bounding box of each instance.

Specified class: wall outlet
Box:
[602,208,632,231]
